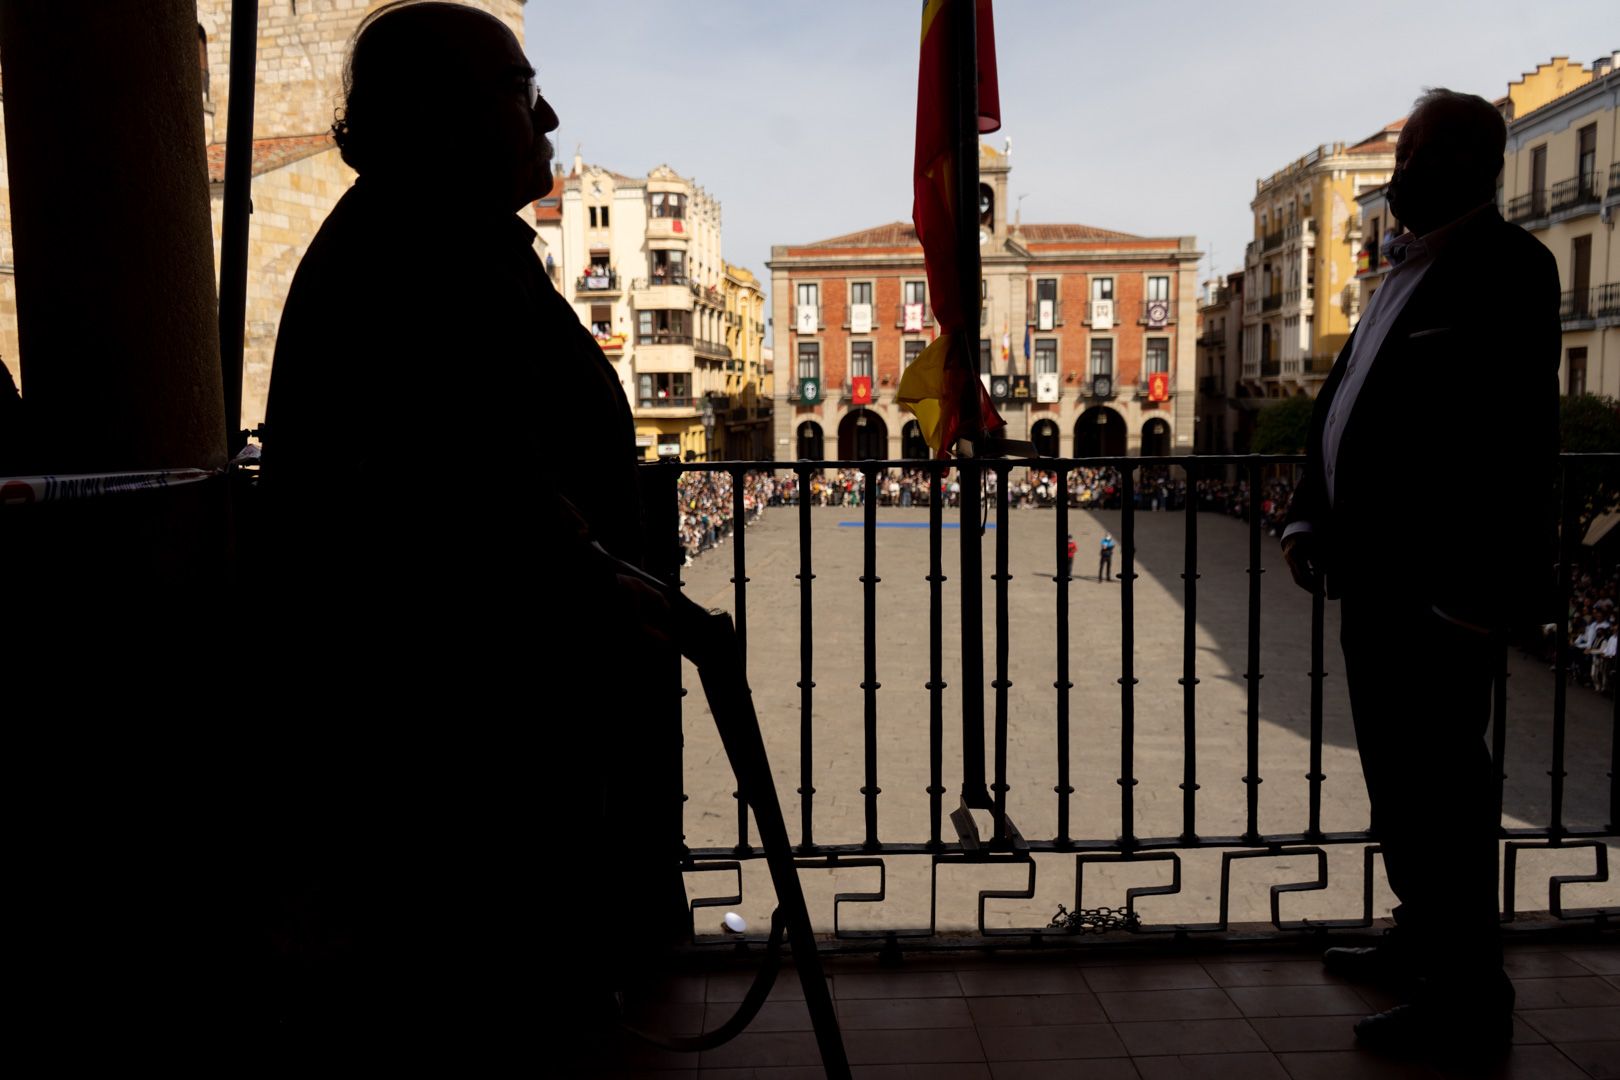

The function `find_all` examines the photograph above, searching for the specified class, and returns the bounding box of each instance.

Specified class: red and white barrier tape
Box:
[0,467,221,508]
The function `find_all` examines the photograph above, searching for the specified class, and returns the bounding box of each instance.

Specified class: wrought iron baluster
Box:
[1243,456,1264,845]
[732,465,752,854]
[1119,461,1138,849]
[1181,457,1201,844]
[796,463,816,851]
[928,460,947,850]
[861,463,882,850]
[1055,463,1073,847]
[992,462,1011,844]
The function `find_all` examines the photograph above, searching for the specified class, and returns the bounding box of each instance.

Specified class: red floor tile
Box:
[1517,1006,1620,1043]
[1097,988,1241,1023]
[1083,964,1218,993]
[834,995,973,1030]
[1133,1051,1291,1079]
[1113,1019,1267,1057]
[978,1023,1130,1061]
[703,1000,812,1032]
[1555,1039,1620,1079]
[1512,977,1620,1009]
[1201,961,1345,988]
[1274,1050,1441,1079]
[988,1060,1141,1080]
[697,1031,822,1070]
[959,966,1094,997]
[834,970,963,999]
[1248,1016,1360,1054]
[1564,949,1620,977]
[843,1027,986,1065]
[1224,984,1376,1018]
[966,993,1108,1027]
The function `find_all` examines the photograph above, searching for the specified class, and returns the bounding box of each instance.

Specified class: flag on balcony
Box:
[897,0,1004,457]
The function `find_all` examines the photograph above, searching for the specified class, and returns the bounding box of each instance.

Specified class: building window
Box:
[904,340,926,368]
[797,342,820,382]
[649,191,686,219]
[650,249,686,284]
[1568,347,1588,396]
[1035,338,1057,376]
[1091,277,1113,302]
[638,372,690,407]
[979,338,992,375]
[1146,276,1169,302]
[1578,124,1597,191]
[903,280,927,305]
[851,341,874,380]
[589,206,612,227]
[1090,338,1114,379]
[636,309,689,343]
[850,281,873,307]
[1146,337,1169,374]
[590,303,612,338]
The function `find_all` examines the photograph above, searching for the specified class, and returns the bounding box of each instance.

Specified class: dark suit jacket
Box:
[1285,208,1560,631]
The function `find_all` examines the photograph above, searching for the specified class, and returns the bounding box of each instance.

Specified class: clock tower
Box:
[977,140,1012,246]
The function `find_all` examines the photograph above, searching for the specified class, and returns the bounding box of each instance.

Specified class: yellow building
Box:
[1241,125,1398,397]
[719,263,772,459]
[1500,52,1619,398]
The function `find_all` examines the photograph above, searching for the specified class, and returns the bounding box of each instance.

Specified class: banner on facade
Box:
[1011,375,1030,400]
[990,375,1011,401]
[1146,299,1169,328]
[1038,298,1054,331]
[904,302,924,332]
[796,306,819,334]
[1090,299,1113,330]
[852,375,873,405]
[850,303,872,334]
[1036,372,1059,403]
[798,376,822,404]
[1148,371,1170,402]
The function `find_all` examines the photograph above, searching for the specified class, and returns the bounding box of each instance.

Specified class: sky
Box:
[526,0,1612,334]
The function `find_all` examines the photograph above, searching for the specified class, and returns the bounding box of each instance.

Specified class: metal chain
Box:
[1047,903,1141,934]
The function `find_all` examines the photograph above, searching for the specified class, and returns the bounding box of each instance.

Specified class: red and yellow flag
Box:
[897,0,1005,457]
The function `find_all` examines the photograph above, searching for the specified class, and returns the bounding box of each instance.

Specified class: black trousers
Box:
[1340,598,1511,1004]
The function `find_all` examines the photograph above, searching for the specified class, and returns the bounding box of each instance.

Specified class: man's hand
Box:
[1281,532,1325,596]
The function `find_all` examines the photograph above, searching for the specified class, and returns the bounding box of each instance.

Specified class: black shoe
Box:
[1354,1001,1511,1061]
[1322,942,1416,987]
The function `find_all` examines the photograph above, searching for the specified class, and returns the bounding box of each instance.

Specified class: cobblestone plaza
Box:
[673,493,1617,934]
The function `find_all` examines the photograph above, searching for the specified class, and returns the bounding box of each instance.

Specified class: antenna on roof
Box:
[1015,192,1028,230]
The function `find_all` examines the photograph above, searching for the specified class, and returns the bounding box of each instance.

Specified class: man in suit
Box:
[1282,88,1560,1056]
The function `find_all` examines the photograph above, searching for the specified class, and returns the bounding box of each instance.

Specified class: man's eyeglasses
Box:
[524,77,542,112]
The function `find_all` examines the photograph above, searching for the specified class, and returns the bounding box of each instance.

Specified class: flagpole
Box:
[952,0,991,812]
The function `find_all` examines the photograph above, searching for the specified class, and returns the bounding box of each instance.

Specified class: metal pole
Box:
[218,0,260,457]
[952,0,990,810]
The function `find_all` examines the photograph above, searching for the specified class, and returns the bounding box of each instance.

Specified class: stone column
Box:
[1,0,225,472]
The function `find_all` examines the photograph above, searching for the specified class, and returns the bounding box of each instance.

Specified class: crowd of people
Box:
[1538,569,1620,694]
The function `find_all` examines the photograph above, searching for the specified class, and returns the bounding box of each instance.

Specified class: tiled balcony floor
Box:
[582,937,1619,1078]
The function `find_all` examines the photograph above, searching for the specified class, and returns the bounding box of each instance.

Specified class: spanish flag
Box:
[897,0,1005,457]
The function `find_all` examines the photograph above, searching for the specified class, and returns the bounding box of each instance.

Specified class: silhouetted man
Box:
[259,1,668,1060]
[1283,88,1559,1057]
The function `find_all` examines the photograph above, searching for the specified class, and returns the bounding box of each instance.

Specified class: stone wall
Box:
[198,0,527,143]
[209,145,356,431]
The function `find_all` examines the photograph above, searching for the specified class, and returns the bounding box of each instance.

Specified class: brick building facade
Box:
[768,144,1200,461]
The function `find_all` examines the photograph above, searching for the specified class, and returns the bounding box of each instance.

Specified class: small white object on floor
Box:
[722,912,747,934]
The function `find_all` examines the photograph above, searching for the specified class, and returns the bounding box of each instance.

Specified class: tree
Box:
[1558,394,1620,525]
[1250,395,1314,455]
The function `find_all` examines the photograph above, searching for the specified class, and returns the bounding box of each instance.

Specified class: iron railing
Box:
[1549,175,1601,215]
[1261,294,1283,312]
[1507,191,1548,224]
[641,453,1619,950]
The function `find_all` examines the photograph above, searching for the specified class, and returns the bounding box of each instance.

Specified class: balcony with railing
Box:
[1607,163,1620,209]
[694,337,732,361]
[1260,357,1281,376]
[1261,294,1282,312]
[1138,299,1174,326]
[1302,353,1336,376]
[895,301,934,329]
[576,268,621,293]
[1562,283,1620,328]
[790,303,826,333]
[1549,175,1602,218]
[584,453,1620,1070]
[1506,191,1548,226]
[1025,299,1062,328]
